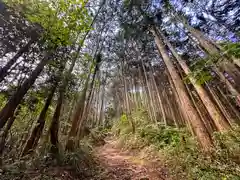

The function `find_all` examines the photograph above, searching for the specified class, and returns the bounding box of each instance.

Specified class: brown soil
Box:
[1,139,170,180]
[94,140,170,180]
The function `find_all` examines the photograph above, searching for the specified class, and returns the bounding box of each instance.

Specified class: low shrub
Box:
[1,141,99,180]
[112,110,240,179]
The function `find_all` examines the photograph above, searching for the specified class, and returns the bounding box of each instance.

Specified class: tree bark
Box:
[49,88,63,154]
[0,38,37,82]
[21,83,57,156]
[150,25,213,152]
[48,0,105,146]
[160,30,231,131]
[217,86,240,122]
[206,84,236,126]
[99,83,106,126]
[122,64,135,133]
[0,106,21,165]
[150,65,167,125]
[65,72,91,151]
[0,52,53,130]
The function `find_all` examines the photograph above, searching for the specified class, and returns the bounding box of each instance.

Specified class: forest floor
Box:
[1,138,171,180]
[94,138,170,180]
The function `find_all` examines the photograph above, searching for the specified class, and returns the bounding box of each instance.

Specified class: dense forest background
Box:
[0,0,240,179]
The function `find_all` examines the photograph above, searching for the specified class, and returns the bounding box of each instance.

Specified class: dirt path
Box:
[94,140,169,180]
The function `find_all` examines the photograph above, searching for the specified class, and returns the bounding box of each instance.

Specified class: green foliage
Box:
[163,128,240,179]
[139,125,186,149]
[1,142,98,180]
[0,94,7,109]
[6,0,92,49]
[162,0,172,11]
[213,127,240,164]
[222,42,240,58]
[112,113,133,135]
[186,54,223,85]
[123,0,131,7]
[186,42,240,85]
[112,109,240,179]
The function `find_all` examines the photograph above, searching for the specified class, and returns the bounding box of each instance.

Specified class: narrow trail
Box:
[94,139,170,180]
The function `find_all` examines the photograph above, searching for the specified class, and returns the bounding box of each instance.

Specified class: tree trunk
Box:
[62,98,76,135]
[150,65,167,125]
[221,63,240,91]
[49,58,68,154]
[48,0,105,147]
[49,57,81,152]
[141,60,157,123]
[21,83,57,156]
[123,69,135,133]
[0,106,21,165]
[217,86,240,122]
[99,83,106,126]
[0,38,37,82]
[49,89,63,154]
[76,56,102,142]
[150,25,213,151]
[175,12,240,79]
[65,72,91,151]
[212,66,239,97]
[139,62,154,123]
[166,70,187,129]
[94,78,101,127]
[48,0,105,149]
[206,84,236,126]
[160,30,231,131]
[0,52,53,130]
[17,114,35,157]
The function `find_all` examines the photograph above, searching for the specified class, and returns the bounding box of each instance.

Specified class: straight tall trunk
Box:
[65,73,90,151]
[166,72,186,127]
[84,85,97,127]
[17,114,35,157]
[121,61,135,133]
[99,83,106,126]
[160,30,231,131]
[206,84,237,126]
[49,59,68,154]
[0,52,53,130]
[132,78,138,109]
[21,83,57,156]
[163,90,175,126]
[217,87,240,121]
[141,60,157,123]
[140,61,156,123]
[0,106,21,165]
[76,57,102,139]
[48,0,105,148]
[212,66,239,97]
[63,98,76,135]
[150,25,213,151]
[166,71,187,128]
[181,17,240,69]
[150,65,167,125]
[49,88,63,154]
[95,80,101,126]
[123,73,135,133]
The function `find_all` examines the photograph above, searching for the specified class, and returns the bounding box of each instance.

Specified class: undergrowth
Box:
[1,140,100,180]
[0,125,109,180]
[112,110,240,180]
